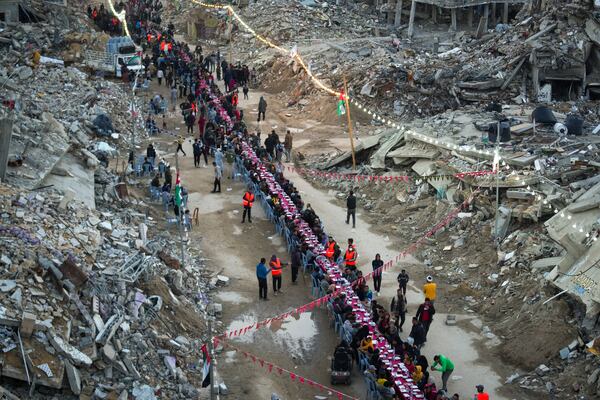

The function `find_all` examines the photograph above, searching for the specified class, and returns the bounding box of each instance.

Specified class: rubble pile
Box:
[0,5,145,192]
[0,184,213,399]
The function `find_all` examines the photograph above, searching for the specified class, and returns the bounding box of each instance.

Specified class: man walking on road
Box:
[431,354,454,392]
[241,188,254,223]
[397,269,409,295]
[415,298,435,337]
[269,254,285,295]
[408,317,426,349]
[192,139,202,167]
[284,130,293,162]
[256,257,271,300]
[258,96,267,122]
[390,288,407,332]
[176,136,186,156]
[211,161,222,193]
[346,190,356,228]
[371,253,383,294]
[423,275,437,302]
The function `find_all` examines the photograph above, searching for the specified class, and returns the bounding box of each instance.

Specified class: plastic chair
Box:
[311,275,320,298]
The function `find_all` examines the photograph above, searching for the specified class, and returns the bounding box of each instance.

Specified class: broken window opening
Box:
[544,80,581,102]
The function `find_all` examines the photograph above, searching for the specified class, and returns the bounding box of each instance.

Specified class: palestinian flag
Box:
[174,172,182,207]
[201,344,211,388]
[337,89,346,116]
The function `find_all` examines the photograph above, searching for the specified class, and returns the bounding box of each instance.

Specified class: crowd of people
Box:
[89,1,493,399]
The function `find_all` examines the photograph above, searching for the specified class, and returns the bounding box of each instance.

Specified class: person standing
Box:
[415,298,435,337]
[258,96,267,122]
[371,253,383,294]
[397,269,409,295]
[431,354,454,392]
[176,136,186,156]
[256,257,271,300]
[170,85,177,111]
[390,289,407,332]
[157,68,164,85]
[423,276,437,302]
[290,247,302,284]
[474,385,488,400]
[408,317,426,349]
[192,139,202,168]
[269,254,285,295]
[344,238,357,270]
[284,130,293,162]
[346,190,356,228]
[243,83,249,100]
[241,189,254,223]
[211,161,222,193]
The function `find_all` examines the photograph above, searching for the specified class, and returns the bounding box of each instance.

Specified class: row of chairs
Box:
[236,155,384,399]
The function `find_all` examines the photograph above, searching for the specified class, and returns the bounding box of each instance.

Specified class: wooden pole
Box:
[343,77,356,171]
[0,117,14,183]
[228,9,233,66]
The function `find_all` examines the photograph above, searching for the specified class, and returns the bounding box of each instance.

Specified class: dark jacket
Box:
[409,322,426,346]
[416,301,436,323]
[346,194,356,209]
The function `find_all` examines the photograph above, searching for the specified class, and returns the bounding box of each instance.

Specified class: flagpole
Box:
[209,318,215,400]
[174,149,186,268]
[343,77,356,171]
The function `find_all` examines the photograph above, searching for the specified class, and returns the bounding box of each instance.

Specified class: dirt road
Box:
[143,57,525,400]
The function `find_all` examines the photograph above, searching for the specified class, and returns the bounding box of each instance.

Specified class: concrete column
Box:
[394,0,403,27]
[432,5,437,24]
[483,3,489,32]
[491,3,497,27]
[450,8,457,31]
[467,6,473,28]
[0,118,13,182]
[407,0,417,38]
[502,2,509,24]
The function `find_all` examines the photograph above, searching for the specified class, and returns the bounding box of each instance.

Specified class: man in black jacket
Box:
[345,190,357,228]
[409,317,426,349]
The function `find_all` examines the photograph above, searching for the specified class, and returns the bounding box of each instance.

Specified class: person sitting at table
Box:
[351,325,369,351]
[333,293,352,316]
[378,312,391,333]
[359,336,374,353]
[343,314,359,336]
[404,353,416,375]
[364,365,377,382]
[423,383,438,400]
[358,284,372,303]
[377,380,396,400]
[343,267,357,283]
[320,274,333,294]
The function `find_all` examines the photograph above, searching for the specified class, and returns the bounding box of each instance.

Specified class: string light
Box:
[190,0,600,243]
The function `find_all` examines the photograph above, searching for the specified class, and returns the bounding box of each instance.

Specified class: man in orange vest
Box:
[269,254,286,295]
[242,189,254,223]
[344,243,357,270]
[474,385,489,400]
[325,236,337,260]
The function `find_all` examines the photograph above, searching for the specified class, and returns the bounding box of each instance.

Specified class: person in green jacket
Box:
[432,354,454,392]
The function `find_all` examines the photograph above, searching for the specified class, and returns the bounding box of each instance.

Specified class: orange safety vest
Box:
[270,258,282,276]
[242,192,254,207]
[476,394,489,400]
[325,241,336,258]
[232,93,238,106]
[345,249,357,266]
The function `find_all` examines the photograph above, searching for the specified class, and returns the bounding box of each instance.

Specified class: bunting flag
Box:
[201,344,211,388]
[220,340,359,400]
[337,89,346,116]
